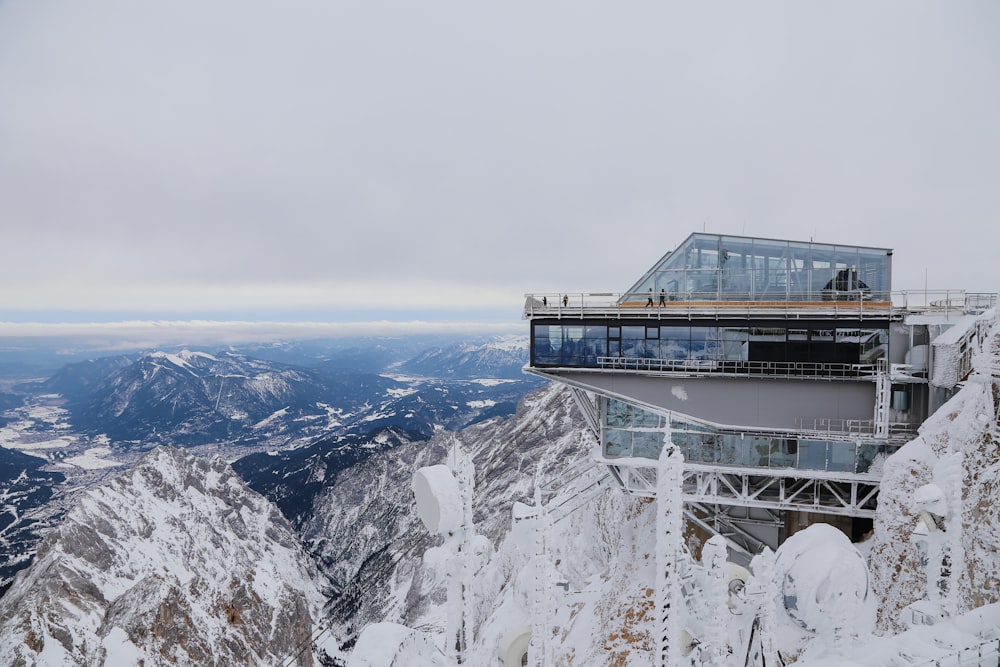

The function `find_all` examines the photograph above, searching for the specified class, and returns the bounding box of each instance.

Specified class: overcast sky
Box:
[1,1,998,329]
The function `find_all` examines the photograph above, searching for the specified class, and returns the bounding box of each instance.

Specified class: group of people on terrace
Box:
[645,288,668,307]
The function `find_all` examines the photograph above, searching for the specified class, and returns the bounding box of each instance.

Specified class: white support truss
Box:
[607,462,880,518]
[684,503,779,557]
[568,386,601,437]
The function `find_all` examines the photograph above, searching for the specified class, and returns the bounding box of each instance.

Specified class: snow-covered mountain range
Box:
[39,338,537,451]
[0,335,540,598]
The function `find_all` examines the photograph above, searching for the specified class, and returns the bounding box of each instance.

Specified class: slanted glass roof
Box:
[624,233,892,303]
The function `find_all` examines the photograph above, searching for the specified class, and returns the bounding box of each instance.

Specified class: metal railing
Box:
[523,290,997,320]
[796,417,917,438]
[595,356,878,379]
[909,637,1000,667]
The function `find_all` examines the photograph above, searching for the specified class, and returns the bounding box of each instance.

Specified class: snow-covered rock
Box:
[869,327,1000,634]
[0,446,327,666]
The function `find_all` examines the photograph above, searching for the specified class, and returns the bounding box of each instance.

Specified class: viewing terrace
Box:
[522,290,995,321]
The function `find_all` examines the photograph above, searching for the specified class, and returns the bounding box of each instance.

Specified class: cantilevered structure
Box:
[523,233,996,550]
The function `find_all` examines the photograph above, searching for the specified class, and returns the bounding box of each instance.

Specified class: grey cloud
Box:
[0,0,997,318]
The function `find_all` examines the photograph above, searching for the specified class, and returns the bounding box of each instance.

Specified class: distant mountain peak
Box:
[147,349,219,370]
[395,335,531,379]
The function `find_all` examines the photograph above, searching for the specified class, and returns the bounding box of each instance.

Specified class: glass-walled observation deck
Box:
[603,399,900,476]
[531,321,888,377]
[624,233,892,303]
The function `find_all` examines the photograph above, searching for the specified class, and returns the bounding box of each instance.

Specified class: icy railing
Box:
[795,417,917,438]
[597,357,878,379]
[890,290,997,315]
[908,637,1000,667]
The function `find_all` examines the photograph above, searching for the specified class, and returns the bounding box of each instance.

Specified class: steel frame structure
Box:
[605,460,880,518]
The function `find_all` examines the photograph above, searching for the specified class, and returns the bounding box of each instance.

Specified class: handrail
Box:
[908,636,1000,667]
[523,291,997,320]
[594,357,878,379]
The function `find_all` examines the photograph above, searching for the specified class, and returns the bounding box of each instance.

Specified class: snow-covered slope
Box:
[300,381,596,639]
[0,446,327,666]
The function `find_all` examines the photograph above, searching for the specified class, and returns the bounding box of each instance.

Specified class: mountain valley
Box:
[0,334,542,598]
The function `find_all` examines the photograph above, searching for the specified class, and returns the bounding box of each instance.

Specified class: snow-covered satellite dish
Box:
[497,626,531,667]
[913,483,947,516]
[347,622,414,667]
[412,464,463,536]
[774,524,869,633]
[727,562,751,612]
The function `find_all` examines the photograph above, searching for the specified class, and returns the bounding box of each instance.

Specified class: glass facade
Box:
[602,399,896,474]
[532,321,888,373]
[625,234,892,302]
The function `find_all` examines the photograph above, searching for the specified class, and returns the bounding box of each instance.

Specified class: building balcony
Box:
[523,290,995,321]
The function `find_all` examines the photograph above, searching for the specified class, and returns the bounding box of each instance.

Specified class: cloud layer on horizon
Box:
[0,319,524,354]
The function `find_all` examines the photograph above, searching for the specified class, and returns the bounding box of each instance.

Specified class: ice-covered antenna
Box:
[655,426,683,667]
[701,535,730,667]
[411,439,477,664]
[412,464,463,536]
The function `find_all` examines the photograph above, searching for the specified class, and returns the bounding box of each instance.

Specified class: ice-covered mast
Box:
[655,426,684,667]
[411,440,478,664]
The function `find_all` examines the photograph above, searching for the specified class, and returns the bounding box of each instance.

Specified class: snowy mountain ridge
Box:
[0,446,326,666]
[393,334,530,379]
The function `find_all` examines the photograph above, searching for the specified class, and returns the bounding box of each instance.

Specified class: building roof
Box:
[624,232,893,303]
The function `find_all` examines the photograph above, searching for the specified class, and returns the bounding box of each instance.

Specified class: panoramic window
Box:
[532,321,887,373]
[602,399,899,474]
[623,233,892,303]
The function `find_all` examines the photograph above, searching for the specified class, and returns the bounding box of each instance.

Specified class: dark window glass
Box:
[662,326,691,360]
[622,326,646,339]
[748,328,787,363]
[798,440,827,470]
[720,327,749,361]
[605,429,632,457]
[690,327,719,360]
[532,324,561,364]
[828,442,857,472]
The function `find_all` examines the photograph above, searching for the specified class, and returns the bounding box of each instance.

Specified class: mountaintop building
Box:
[523,232,996,552]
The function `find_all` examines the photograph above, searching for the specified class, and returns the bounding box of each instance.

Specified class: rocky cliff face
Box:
[869,330,1000,633]
[0,446,326,666]
[301,381,595,638]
